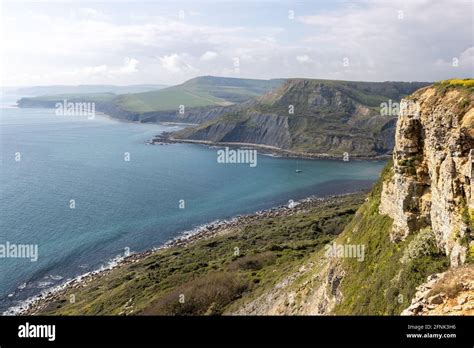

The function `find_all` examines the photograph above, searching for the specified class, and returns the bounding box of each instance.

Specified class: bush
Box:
[141,272,249,315]
[441,79,474,88]
[400,228,438,264]
[228,251,276,271]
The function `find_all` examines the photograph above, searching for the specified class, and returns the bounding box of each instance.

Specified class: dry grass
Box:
[429,265,474,299]
[141,272,249,315]
[228,251,277,271]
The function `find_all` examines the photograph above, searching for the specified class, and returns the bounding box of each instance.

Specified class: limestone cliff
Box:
[231,81,474,316]
[379,84,474,266]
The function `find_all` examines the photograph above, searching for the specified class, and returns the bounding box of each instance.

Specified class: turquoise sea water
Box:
[0,103,386,312]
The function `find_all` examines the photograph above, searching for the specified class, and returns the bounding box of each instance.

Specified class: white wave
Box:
[2,250,133,316]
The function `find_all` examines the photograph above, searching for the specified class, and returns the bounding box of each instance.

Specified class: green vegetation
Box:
[434,79,474,95]
[333,161,449,315]
[17,76,283,115]
[17,93,117,108]
[38,193,364,315]
[32,162,455,316]
[440,79,474,88]
[115,87,223,113]
[463,207,474,264]
[117,76,283,113]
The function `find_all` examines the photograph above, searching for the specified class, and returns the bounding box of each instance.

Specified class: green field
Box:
[115,76,283,113]
[17,76,283,114]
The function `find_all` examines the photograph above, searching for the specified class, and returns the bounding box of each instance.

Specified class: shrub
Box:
[400,228,438,264]
[142,272,249,315]
[228,251,277,271]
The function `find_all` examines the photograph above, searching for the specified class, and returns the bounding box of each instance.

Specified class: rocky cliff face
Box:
[138,104,241,124]
[379,85,474,266]
[401,266,474,316]
[177,111,293,148]
[232,82,473,316]
[174,79,429,156]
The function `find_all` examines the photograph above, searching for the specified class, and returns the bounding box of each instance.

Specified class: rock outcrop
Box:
[380,84,473,266]
[232,257,344,315]
[401,266,474,316]
[174,79,430,156]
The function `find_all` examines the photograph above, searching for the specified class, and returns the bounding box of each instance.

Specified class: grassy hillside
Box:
[17,76,284,116]
[115,76,283,113]
[224,161,451,315]
[332,162,449,314]
[29,194,364,315]
[25,163,451,316]
[115,85,224,113]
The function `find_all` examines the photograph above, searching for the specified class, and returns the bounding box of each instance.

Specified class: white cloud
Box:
[1,0,472,86]
[200,51,218,61]
[296,55,312,64]
[117,57,139,74]
[79,58,138,77]
[77,8,110,21]
[295,0,473,81]
[459,47,474,67]
[158,54,197,74]
[82,65,108,76]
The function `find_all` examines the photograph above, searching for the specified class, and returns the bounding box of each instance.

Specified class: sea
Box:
[0,96,386,312]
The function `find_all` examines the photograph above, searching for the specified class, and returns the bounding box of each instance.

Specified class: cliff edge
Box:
[232,81,473,315]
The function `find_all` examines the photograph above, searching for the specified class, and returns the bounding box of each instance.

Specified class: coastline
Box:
[151,133,391,161]
[13,104,389,161]
[6,191,366,316]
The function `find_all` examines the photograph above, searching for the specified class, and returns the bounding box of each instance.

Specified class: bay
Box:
[0,104,385,312]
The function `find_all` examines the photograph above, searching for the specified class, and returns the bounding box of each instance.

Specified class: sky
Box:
[0,0,473,87]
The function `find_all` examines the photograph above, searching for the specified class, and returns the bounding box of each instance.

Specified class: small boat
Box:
[296,159,303,173]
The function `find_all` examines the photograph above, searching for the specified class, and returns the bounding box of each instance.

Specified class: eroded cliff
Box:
[174,79,429,156]
[379,84,474,266]
[231,82,474,315]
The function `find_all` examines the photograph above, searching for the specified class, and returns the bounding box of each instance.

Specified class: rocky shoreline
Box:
[150,132,391,161]
[9,192,364,316]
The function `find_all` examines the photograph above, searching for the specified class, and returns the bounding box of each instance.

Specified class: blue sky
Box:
[1,0,472,86]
